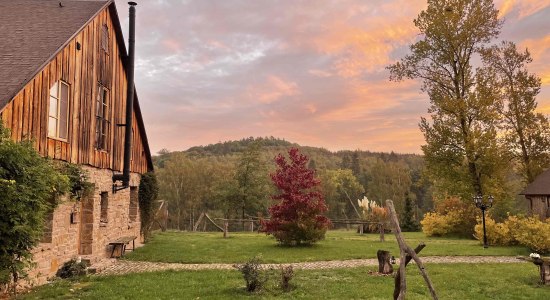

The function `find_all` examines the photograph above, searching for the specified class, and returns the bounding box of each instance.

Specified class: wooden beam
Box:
[386,199,438,300]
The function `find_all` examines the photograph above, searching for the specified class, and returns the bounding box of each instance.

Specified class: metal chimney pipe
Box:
[114,1,137,188]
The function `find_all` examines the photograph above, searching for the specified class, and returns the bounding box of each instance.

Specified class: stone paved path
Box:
[99,256,525,276]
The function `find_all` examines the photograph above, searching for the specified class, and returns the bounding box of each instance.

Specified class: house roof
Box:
[0,0,154,171]
[0,0,110,109]
[520,168,550,196]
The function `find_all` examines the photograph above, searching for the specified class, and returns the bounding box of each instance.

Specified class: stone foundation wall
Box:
[29,166,142,286]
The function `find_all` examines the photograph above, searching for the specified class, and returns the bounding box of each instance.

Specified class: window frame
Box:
[48,80,70,141]
[95,85,111,151]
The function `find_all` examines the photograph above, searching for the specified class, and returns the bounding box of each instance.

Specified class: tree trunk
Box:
[377,250,393,274]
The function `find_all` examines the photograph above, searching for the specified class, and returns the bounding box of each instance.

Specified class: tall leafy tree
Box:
[388,0,505,199]
[319,169,364,219]
[366,158,412,213]
[262,148,330,245]
[235,140,270,223]
[480,41,550,183]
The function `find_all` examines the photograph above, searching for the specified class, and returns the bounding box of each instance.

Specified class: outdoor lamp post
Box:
[474,195,494,248]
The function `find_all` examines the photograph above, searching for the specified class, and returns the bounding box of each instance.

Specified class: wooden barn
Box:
[0,0,153,285]
[520,169,550,221]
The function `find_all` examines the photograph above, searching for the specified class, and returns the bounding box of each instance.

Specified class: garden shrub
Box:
[420,197,477,237]
[513,217,550,253]
[280,265,294,292]
[357,197,389,233]
[0,124,69,295]
[474,215,550,253]
[139,172,159,242]
[473,216,515,246]
[234,256,268,292]
[56,258,88,279]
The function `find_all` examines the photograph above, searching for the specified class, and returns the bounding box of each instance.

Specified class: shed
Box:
[520,169,550,221]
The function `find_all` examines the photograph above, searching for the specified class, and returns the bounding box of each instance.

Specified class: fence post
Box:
[223,220,228,238]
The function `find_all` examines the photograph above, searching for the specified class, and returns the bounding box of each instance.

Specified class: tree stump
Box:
[377,250,393,274]
[534,259,550,285]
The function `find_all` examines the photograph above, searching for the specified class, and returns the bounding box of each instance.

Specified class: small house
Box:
[520,169,550,221]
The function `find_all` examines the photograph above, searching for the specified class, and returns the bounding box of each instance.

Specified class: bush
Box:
[0,124,69,295]
[139,172,159,242]
[420,197,477,237]
[56,259,88,279]
[234,257,268,292]
[280,265,294,292]
[475,215,550,253]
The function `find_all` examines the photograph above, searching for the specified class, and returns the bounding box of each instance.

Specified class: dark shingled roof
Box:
[0,0,154,171]
[520,169,550,196]
[0,0,109,110]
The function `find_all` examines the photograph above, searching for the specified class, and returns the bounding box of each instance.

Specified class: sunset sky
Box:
[115,0,550,154]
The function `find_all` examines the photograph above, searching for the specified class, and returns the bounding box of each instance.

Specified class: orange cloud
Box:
[247,75,300,104]
[496,0,550,19]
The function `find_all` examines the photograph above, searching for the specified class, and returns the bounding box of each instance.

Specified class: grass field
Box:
[22,263,548,299]
[124,230,530,263]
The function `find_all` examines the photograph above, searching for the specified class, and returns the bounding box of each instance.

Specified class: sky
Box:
[114,0,550,154]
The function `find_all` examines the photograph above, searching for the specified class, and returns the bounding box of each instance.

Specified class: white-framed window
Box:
[48,81,69,140]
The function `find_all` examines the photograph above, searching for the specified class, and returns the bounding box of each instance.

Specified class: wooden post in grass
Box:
[386,199,438,300]
[379,223,385,242]
[394,243,426,299]
[223,220,229,238]
[517,256,550,285]
[377,250,393,274]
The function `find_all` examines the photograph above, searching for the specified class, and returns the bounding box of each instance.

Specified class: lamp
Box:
[473,195,493,248]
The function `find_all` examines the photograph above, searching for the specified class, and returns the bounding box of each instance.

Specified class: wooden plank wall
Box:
[0,7,149,174]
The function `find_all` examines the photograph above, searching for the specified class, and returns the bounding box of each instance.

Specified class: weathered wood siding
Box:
[0,7,148,173]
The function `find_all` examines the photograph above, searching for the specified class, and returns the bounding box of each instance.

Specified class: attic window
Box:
[48,81,69,140]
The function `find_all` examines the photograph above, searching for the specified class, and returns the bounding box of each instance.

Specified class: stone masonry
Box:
[28,165,142,287]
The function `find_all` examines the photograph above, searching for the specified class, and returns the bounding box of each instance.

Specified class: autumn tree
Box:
[262,148,330,245]
[479,41,550,183]
[388,0,505,199]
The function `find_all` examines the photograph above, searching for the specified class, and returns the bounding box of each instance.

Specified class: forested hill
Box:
[155,136,421,170]
[153,137,432,231]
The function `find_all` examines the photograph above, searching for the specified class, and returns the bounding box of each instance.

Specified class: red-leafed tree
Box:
[262,148,330,245]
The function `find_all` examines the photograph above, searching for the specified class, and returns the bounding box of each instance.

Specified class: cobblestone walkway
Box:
[99,256,524,276]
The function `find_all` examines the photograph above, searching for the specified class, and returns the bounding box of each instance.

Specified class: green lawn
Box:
[124,230,530,264]
[23,264,548,299]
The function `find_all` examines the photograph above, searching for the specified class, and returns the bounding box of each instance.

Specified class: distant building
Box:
[0,0,153,285]
[520,169,550,221]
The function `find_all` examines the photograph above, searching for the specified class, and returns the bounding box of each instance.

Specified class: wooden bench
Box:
[108,236,136,258]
